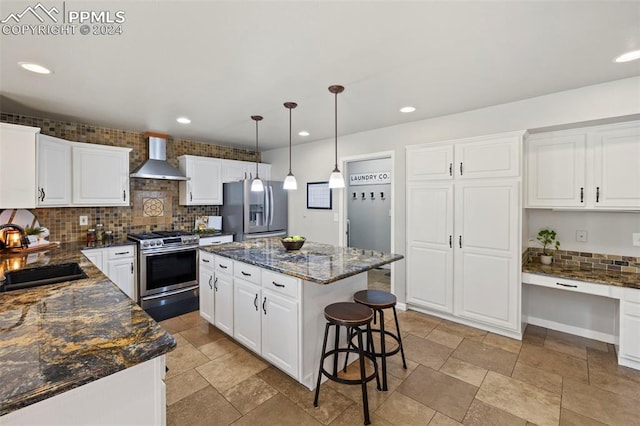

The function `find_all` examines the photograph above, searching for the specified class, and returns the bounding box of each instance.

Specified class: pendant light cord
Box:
[255,119,259,178]
[289,107,293,174]
[334,91,338,170]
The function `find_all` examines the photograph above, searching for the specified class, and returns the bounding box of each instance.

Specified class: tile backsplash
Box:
[527,247,640,274]
[0,112,258,242]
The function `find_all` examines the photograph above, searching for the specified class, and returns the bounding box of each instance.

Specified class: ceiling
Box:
[1,1,639,151]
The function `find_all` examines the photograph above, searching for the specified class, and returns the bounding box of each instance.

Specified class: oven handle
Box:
[141,285,198,301]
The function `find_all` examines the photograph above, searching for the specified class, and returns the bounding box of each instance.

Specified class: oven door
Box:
[140,245,198,299]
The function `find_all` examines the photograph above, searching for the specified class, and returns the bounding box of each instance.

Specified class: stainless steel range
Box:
[128,230,200,321]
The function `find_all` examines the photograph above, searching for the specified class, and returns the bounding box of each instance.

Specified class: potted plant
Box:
[537,228,560,265]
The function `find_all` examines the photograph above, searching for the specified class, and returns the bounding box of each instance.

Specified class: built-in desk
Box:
[522,263,640,370]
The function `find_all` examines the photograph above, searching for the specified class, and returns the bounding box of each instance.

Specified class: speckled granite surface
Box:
[201,237,403,284]
[0,241,176,416]
[523,262,640,290]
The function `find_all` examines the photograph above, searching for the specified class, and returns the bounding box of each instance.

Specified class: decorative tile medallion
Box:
[133,191,172,225]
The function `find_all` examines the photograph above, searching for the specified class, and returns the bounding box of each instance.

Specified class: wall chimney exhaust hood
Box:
[130,132,189,181]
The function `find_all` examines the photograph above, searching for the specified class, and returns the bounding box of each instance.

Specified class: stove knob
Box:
[142,241,149,247]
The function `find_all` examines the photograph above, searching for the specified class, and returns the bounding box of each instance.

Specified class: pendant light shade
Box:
[250,115,264,192]
[283,102,298,190]
[328,85,345,189]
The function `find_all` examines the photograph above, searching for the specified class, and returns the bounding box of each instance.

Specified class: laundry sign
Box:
[349,171,391,186]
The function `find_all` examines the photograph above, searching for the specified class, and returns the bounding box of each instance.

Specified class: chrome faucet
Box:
[0,224,27,250]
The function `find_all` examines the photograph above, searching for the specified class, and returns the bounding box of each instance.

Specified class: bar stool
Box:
[353,289,407,391]
[314,302,381,425]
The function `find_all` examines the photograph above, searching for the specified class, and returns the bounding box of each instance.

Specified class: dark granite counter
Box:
[523,262,640,290]
[0,241,176,416]
[201,237,403,284]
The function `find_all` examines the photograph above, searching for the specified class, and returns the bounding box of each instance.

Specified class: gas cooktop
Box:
[127,230,199,249]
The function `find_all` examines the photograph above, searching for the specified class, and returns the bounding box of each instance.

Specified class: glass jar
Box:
[104,230,114,246]
[95,223,104,244]
[86,229,96,247]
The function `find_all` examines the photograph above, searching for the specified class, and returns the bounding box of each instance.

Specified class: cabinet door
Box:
[258,163,271,182]
[0,123,39,209]
[619,289,640,363]
[214,272,234,336]
[37,135,72,206]
[526,132,586,207]
[179,156,222,205]
[221,159,249,183]
[73,144,130,206]
[199,255,215,323]
[406,183,454,313]
[454,180,520,332]
[454,132,521,179]
[81,248,104,270]
[262,290,299,378]
[406,143,454,181]
[107,258,136,300]
[592,123,640,209]
[234,279,261,354]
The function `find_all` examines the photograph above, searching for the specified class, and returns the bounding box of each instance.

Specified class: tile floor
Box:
[160,271,640,425]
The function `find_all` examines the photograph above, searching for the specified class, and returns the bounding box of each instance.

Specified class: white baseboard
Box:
[523,315,615,344]
[396,302,407,311]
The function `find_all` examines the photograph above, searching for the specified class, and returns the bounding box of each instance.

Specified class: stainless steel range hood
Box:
[130,132,189,181]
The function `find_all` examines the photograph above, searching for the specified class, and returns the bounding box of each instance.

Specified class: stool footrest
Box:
[318,348,379,386]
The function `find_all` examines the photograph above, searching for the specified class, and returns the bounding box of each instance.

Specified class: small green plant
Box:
[24,225,44,236]
[537,229,560,256]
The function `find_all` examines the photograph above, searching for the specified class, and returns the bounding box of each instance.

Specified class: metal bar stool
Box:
[353,289,407,391]
[313,302,381,425]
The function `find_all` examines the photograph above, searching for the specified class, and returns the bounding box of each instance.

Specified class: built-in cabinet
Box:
[406,131,524,338]
[526,121,640,209]
[72,143,131,206]
[221,160,254,183]
[199,251,215,324]
[37,135,72,206]
[82,245,137,300]
[619,288,640,369]
[0,123,40,208]
[215,257,235,335]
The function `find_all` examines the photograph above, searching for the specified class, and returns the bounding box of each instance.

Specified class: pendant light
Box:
[283,102,298,190]
[250,115,264,192]
[328,85,345,189]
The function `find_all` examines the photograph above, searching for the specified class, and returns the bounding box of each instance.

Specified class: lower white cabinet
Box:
[261,289,299,377]
[199,251,215,323]
[214,270,234,336]
[619,288,640,368]
[234,279,262,353]
[199,234,234,247]
[82,245,136,300]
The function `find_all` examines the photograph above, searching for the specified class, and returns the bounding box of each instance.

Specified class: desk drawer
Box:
[262,269,300,300]
[234,261,261,284]
[522,272,613,298]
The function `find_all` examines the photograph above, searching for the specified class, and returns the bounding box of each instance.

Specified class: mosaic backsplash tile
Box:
[0,112,260,242]
[526,247,640,274]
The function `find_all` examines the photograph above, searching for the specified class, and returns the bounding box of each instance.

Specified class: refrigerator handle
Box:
[264,185,270,226]
[269,185,275,226]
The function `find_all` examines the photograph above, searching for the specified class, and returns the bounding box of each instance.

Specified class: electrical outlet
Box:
[79,215,88,226]
[633,233,640,247]
[576,230,588,242]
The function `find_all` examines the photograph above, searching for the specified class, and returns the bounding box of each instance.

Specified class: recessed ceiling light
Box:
[298,131,310,136]
[615,49,640,63]
[400,106,416,113]
[176,117,191,124]
[18,62,52,74]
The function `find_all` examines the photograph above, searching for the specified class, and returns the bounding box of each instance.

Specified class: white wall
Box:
[263,76,640,303]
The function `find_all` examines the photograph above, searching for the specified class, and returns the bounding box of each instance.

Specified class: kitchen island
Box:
[0,242,176,424]
[200,237,403,388]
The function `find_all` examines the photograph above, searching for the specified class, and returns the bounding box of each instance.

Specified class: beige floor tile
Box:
[562,378,640,425]
[476,371,560,426]
[231,393,322,426]
[198,336,241,360]
[544,337,587,360]
[330,403,393,426]
[522,324,547,346]
[172,333,189,347]
[518,343,588,382]
[165,339,210,379]
[403,334,453,370]
[327,368,401,412]
[397,365,477,422]
[302,380,355,424]
[588,367,640,400]
[159,316,191,334]
[178,310,209,327]
[426,329,464,349]
[559,408,607,426]
[462,399,527,425]
[166,386,241,426]
[375,391,435,425]
[383,351,418,381]
[546,329,609,352]
[165,369,209,406]
[196,347,269,392]
[393,310,441,338]
[220,375,279,415]
[435,320,487,342]
[439,357,487,387]
[451,339,517,376]
[482,333,522,354]
[587,347,640,385]
[178,322,226,348]
[258,366,314,405]
[428,412,463,425]
[511,361,563,395]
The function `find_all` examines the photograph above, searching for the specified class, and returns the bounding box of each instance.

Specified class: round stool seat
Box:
[354,289,397,309]
[324,302,373,327]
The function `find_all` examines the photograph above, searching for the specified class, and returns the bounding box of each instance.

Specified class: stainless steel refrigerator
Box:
[221,180,288,241]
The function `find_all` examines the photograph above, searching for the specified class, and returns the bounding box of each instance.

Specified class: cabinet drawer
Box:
[262,269,300,300]
[107,246,135,260]
[234,261,260,284]
[522,272,612,298]
[200,250,214,267]
[624,288,640,303]
[215,256,234,274]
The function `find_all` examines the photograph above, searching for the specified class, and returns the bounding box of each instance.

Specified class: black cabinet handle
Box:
[254,294,258,311]
[115,251,129,255]
[190,191,193,201]
[41,188,46,201]
[459,235,462,248]
[449,235,452,248]
[556,282,578,288]
[219,264,227,269]
[202,258,210,263]
[449,163,452,176]
[460,162,463,175]
[272,281,285,288]
[262,297,267,315]
[241,271,251,276]
[208,276,212,289]
[123,190,126,201]
[214,277,218,291]
[596,187,600,203]
[580,187,584,203]
[130,262,134,274]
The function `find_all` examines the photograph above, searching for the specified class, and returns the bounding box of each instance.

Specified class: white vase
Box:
[540,255,553,265]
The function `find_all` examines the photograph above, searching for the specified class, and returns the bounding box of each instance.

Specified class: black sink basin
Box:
[1,262,88,292]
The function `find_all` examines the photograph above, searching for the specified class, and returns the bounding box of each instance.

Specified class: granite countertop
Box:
[201,237,404,284]
[0,241,176,416]
[523,262,640,290]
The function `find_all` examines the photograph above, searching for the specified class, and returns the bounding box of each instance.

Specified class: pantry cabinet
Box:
[37,134,72,207]
[178,155,223,205]
[72,143,131,206]
[0,123,39,209]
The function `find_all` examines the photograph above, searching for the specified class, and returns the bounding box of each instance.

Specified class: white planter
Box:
[540,255,553,265]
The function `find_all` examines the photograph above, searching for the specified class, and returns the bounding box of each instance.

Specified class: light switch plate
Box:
[633,233,640,247]
[79,215,88,226]
[576,230,588,242]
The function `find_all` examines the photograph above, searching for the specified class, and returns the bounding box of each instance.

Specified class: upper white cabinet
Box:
[73,143,132,206]
[178,155,223,205]
[37,135,72,207]
[221,159,252,183]
[406,144,454,181]
[0,123,40,208]
[526,121,640,209]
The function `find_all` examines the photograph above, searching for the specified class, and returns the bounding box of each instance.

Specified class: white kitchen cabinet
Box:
[234,279,262,354]
[214,268,234,336]
[261,289,299,377]
[199,234,233,247]
[178,155,222,205]
[454,133,521,179]
[199,251,215,323]
[221,159,252,183]
[82,245,137,300]
[619,288,640,369]
[72,143,131,206]
[406,143,454,181]
[0,123,39,209]
[82,248,104,270]
[37,134,72,207]
[258,162,271,182]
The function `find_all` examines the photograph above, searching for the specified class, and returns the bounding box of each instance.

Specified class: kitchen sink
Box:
[1,262,88,292]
